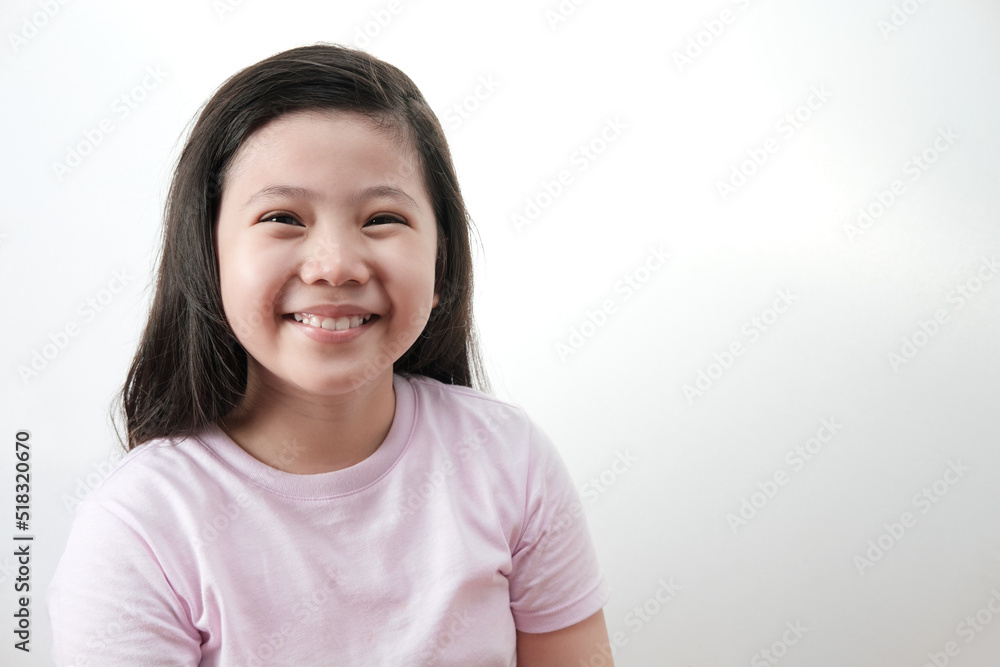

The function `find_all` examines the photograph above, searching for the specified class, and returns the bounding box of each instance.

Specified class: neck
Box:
[221,368,396,474]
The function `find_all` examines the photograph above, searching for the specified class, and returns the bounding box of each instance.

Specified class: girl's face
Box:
[215,109,439,399]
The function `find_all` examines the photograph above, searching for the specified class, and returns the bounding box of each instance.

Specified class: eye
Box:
[364,214,407,227]
[259,211,303,226]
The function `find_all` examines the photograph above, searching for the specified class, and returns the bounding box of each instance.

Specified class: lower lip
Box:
[286,315,378,343]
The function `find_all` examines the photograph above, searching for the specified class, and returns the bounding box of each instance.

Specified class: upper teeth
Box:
[293,313,372,331]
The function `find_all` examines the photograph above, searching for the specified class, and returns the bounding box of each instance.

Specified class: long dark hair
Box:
[118,43,488,451]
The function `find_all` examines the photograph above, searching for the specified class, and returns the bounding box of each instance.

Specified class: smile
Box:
[291,312,374,331]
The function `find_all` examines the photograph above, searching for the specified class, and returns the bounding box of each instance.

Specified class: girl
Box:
[48,43,613,666]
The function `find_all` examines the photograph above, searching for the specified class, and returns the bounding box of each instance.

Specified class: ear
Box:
[432,292,440,308]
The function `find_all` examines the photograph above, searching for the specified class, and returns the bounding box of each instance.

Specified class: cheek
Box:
[392,240,437,296]
[217,238,288,342]
[391,242,439,329]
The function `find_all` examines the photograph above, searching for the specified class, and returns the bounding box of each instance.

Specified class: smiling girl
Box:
[48,44,612,666]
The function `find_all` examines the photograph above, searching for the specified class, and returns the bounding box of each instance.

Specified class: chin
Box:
[293,365,393,397]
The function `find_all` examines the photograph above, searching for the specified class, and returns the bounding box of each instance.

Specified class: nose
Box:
[298,227,370,287]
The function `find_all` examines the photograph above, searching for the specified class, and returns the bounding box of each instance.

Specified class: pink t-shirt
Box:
[48,373,610,666]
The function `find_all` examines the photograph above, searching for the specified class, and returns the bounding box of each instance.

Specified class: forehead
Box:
[223,109,424,195]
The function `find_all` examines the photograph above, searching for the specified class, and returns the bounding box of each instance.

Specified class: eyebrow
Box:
[243,184,422,212]
[351,185,422,212]
[243,185,316,208]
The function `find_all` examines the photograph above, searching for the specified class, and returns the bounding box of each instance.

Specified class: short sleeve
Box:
[507,419,612,633]
[47,502,202,666]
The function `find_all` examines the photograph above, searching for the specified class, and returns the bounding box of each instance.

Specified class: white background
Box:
[2,0,999,664]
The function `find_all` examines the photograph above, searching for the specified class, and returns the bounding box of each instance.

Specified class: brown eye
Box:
[260,212,303,226]
[365,215,406,227]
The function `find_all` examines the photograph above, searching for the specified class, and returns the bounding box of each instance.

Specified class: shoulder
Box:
[400,373,567,482]
[401,374,538,452]
[404,373,524,416]
[73,430,227,521]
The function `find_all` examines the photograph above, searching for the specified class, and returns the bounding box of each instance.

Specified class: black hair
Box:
[118,43,487,450]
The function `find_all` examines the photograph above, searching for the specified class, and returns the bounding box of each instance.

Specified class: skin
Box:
[215,109,438,473]
[517,610,615,666]
[214,108,612,658]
